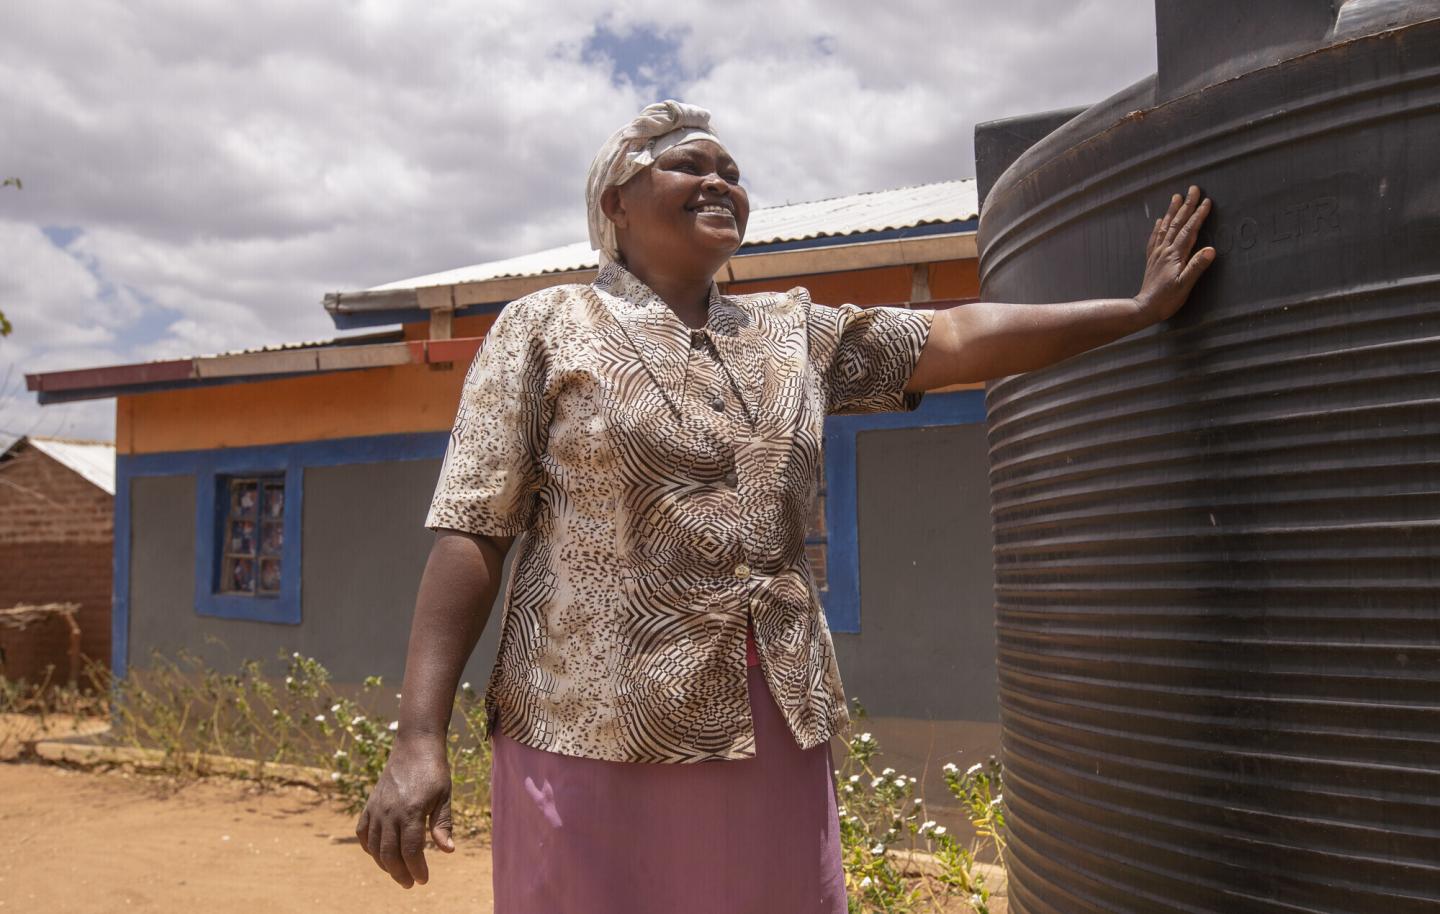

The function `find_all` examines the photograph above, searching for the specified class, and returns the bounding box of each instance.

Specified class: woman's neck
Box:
[622,259,714,330]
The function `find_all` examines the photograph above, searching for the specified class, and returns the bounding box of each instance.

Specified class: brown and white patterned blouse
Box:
[427,263,933,763]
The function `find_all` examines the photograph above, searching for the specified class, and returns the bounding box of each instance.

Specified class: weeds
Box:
[4,653,1005,910]
[837,699,1006,913]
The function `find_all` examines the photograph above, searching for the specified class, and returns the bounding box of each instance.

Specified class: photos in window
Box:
[221,476,284,596]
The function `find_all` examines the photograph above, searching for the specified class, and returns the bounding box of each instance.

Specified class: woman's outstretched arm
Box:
[906,186,1215,391]
[356,529,512,889]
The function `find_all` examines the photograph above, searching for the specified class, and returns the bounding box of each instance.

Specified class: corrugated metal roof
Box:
[24,437,116,495]
[188,328,403,361]
[369,179,978,292]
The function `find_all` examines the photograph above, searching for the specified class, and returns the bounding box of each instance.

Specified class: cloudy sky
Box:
[0,0,1158,445]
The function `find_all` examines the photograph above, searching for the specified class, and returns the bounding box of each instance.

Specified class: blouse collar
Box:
[591,262,762,422]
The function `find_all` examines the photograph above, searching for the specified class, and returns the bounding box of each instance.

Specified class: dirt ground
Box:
[0,714,1001,913]
[0,762,495,914]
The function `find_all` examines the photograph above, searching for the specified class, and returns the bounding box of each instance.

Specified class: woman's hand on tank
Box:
[1136,185,1216,322]
[356,736,455,888]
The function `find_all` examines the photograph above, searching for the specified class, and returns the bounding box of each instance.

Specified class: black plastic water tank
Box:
[975,2,1440,912]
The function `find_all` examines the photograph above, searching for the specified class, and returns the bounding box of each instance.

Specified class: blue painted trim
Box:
[820,390,987,633]
[111,465,132,681]
[110,432,449,677]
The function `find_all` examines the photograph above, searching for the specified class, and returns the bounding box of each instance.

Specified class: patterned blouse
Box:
[427,263,933,763]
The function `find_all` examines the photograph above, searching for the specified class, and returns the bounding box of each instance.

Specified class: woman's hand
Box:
[1136,185,1216,322]
[356,736,455,888]
[905,183,1218,390]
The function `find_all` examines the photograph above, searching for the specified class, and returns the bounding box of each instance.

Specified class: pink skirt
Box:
[489,664,846,913]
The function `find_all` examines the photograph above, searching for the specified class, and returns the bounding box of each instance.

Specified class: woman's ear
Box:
[600,185,628,230]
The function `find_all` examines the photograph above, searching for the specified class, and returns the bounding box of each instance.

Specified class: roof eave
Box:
[324,225,978,329]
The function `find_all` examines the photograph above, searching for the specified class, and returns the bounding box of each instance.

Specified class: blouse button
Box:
[734,563,752,580]
[710,397,725,412]
[722,469,739,488]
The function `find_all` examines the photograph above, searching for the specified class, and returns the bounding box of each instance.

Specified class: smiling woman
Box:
[354,99,1215,914]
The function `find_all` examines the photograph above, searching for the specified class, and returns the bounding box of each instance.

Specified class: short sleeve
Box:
[807,296,934,415]
[425,297,553,536]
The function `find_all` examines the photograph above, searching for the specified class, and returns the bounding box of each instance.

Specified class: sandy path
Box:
[0,762,494,914]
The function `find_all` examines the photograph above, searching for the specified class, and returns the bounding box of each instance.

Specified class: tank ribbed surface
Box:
[980,17,1440,914]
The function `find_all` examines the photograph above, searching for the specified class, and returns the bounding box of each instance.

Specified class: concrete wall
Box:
[128,462,503,687]
[125,425,999,823]
[833,422,999,818]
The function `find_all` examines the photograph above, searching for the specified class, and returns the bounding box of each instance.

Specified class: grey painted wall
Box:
[128,462,504,686]
[129,430,996,728]
[832,423,998,723]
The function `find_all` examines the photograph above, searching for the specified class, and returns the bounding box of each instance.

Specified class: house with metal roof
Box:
[24,178,1000,794]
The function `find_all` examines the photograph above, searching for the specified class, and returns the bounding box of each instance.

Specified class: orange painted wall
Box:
[402,312,498,343]
[120,259,979,455]
[724,259,979,306]
[116,361,467,455]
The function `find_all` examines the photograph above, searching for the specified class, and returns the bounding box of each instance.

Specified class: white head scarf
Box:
[585,100,731,264]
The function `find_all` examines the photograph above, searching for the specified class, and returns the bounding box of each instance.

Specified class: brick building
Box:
[0,436,115,684]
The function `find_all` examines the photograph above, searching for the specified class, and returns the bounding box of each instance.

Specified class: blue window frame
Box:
[194,459,304,625]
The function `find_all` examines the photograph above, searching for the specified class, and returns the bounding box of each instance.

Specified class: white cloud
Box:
[0,0,1156,443]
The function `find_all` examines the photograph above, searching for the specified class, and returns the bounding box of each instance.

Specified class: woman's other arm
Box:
[356,529,512,888]
[906,186,1215,391]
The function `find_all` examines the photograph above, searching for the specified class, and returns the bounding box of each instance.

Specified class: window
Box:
[194,461,302,625]
[219,476,285,596]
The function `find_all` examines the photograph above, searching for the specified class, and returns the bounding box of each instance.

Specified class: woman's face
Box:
[610,139,750,275]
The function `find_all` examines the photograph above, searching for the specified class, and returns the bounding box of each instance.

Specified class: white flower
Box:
[388,720,399,731]
[352,715,365,725]
[842,784,855,794]
[333,749,347,758]
[858,732,872,742]
[330,771,341,781]
[919,820,937,834]
[313,714,325,723]
[966,763,983,777]
[881,767,896,777]
[991,795,1004,807]
[859,876,873,889]
[942,762,959,775]
[870,842,885,855]
[461,682,471,690]
[870,777,885,789]
[329,703,340,713]
[933,826,947,836]
[848,774,861,784]
[292,651,300,659]
[395,693,402,700]
[912,798,924,807]
[893,777,907,788]
[271,709,280,717]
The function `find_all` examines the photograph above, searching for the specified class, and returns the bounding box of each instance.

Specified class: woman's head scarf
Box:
[585,100,731,263]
